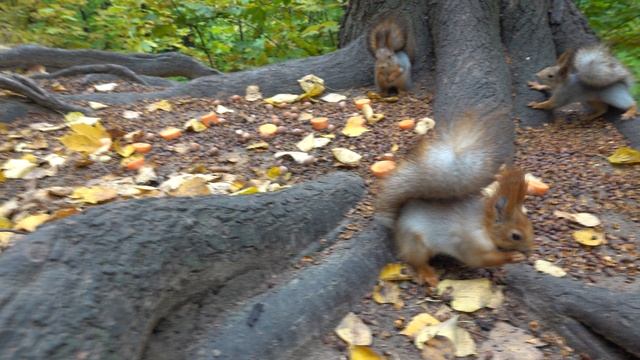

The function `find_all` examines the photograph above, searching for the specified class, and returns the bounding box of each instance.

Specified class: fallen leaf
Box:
[321,93,347,103]
[573,229,605,246]
[298,74,325,98]
[0,172,4,183]
[245,85,262,101]
[0,199,18,218]
[94,82,118,92]
[421,336,455,360]
[415,117,436,135]
[51,82,67,91]
[478,322,543,360]
[29,122,66,132]
[0,233,13,248]
[335,312,372,346]
[184,118,207,132]
[0,216,11,228]
[113,140,136,158]
[342,116,369,137]
[349,345,385,360]
[146,99,172,112]
[14,214,51,232]
[401,313,440,338]
[534,260,567,277]
[297,133,316,152]
[88,101,109,110]
[553,210,601,227]
[264,94,299,105]
[246,141,270,150]
[70,186,118,204]
[274,151,314,164]
[332,148,362,165]
[314,137,331,148]
[64,112,100,125]
[50,208,80,221]
[135,166,158,184]
[173,177,211,197]
[2,159,37,178]
[379,263,412,281]
[122,110,141,119]
[436,278,503,312]
[373,281,404,309]
[230,186,259,195]
[414,315,476,357]
[60,122,112,155]
[44,154,66,168]
[607,147,640,164]
[216,104,234,114]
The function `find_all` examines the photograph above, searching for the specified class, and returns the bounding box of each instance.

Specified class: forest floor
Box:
[1,77,638,359]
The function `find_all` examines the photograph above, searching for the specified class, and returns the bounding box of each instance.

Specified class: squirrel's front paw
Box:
[528,81,549,91]
[528,101,543,109]
[508,252,527,263]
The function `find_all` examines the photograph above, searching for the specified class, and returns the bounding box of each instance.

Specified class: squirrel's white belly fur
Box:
[397,197,495,261]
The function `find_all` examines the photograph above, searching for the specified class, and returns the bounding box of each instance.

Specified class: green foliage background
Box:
[0,0,637,96]
[0,0,345,72]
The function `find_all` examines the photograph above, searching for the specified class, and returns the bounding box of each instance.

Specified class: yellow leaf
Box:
[607,147,640,164]
[274,151,314,164]
[400,313,440,338]
[573,229,605,246]
[71,186,118,204]
[349,345,385,360]
[146,99,172,112]
[421,336,455,360]
[231,186,259,195]
[297,133,315,152]
[332,148,362,165]
[264,93,299,105]
[59,122,112,155]
[335,312,372,346]
[246,141,270,150]
[342,116,369,137]
[321,93,346,103]
[51,82,67,91]
[14,214,51,232]
[21,153,38,163]
[173,177,211,197]
[184,118,207,132]
[64,112,100,125]
[436,278,503,312]
[0,216,11,228]
[113,140,136,158]
[534,260,567,277]
[298,74,325,98]
[245,85,263,101]
[266,166,282,180]
[414,315,476,357]
[94,82,118,92]
[379,263,412,281]
[415,117,436,135]
[553,210,601,227]
[0,171,4,183]
[372,281,404,309]
[50,208,80,221]
[391,144,399,152]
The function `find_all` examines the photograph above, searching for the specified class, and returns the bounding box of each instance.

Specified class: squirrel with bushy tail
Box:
[367,12,415,96]
[375,110,534,286]
[529,44,637,120]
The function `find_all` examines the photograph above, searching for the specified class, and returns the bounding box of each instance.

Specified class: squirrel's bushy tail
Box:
[376,110,513,226]
[575,45,634,88]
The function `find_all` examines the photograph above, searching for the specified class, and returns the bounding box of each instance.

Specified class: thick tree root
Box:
[0,172,364,360]
[0,73,90,114]
[506,265,640,359]
[32,64,150,85]
[0,45,220,79]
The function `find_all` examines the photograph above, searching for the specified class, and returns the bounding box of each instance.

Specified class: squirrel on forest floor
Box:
[528,44,637,121]
[375,111,534,286]
[367,13,415,97]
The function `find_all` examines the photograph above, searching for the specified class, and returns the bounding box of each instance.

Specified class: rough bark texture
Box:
[32,64,150,85]
[0,172,364,360]
[0,74,89,114]
[506,265,640,359]
[142,223,394,360]
[0,45,220,78]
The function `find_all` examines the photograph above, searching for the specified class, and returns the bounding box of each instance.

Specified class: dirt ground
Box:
[1,76,638,359]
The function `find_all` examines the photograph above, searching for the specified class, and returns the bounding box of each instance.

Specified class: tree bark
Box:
[0,172,364,360]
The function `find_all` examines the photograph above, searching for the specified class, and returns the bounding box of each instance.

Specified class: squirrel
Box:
[528,44,637,121]
[375,111,534,286]
[367,13,415,96]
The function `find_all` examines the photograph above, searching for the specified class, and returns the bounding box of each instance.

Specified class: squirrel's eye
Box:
[547,74,554,78]
[511,231,522,241]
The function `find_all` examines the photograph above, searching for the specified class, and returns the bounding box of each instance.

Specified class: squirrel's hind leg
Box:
[583,100,608,121]
[396,231,439,286]
[621,103,637,120]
